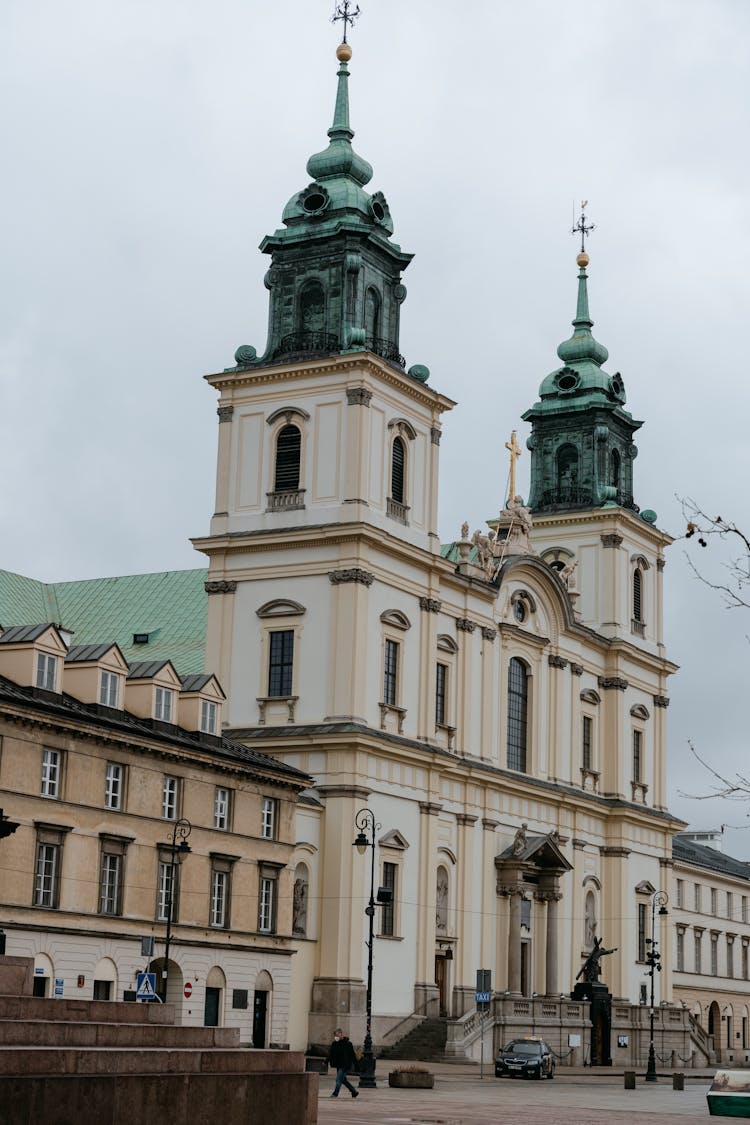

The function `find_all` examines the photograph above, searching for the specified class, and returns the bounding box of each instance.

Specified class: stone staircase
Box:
[379,1016,448,1062]
[0,956,317,1124]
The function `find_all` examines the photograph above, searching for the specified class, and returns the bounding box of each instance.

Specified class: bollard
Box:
[624,1070,636,1090]
[673,1072,684,1091]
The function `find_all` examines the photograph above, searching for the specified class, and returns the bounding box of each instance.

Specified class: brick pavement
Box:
[316,1067,712,1124]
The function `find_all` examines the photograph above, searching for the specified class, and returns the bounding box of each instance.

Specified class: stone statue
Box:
[472,528,497,575]
[436,869,448,932]
[511,822,528,857]
[559,559,578,589]
[576,936,617,983]
[460,520,470,542]
[293,876,308,936]
[494,496,534,557]
[584,894,597,950]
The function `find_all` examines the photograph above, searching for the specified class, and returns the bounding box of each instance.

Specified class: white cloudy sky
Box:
[2,0,749,852]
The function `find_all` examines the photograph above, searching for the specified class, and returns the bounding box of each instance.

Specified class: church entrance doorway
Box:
[435,956,448,1017]
[253,990,268,1047]
[520,941,531,997]
[708,1000,721,1050]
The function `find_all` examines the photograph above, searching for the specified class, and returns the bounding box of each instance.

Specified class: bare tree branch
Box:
[678,740,750,801]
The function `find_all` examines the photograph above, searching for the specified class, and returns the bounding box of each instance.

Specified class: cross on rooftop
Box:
[331,0,361,43]
[571,201,595,253]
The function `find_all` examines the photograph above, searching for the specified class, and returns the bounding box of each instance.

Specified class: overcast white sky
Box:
[2,0,749,854]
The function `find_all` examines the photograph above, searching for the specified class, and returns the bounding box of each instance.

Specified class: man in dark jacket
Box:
[328,1027,360,1098]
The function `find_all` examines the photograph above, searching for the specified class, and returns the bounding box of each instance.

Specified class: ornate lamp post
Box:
[645,890,669,1082]
[353,808,381,1089]
[161,818,192,1000]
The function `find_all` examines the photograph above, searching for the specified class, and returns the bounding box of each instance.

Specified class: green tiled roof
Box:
[0,567,208,676]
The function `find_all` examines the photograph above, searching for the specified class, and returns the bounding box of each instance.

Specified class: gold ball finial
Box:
[336,42,352,62]
[577,251,589,268]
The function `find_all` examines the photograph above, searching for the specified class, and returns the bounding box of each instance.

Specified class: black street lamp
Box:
[645,890,669,1082]
[353,808,381,1089]
[161,817,192,1000]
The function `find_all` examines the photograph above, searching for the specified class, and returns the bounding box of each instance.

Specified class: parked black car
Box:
[495,1037,555,1079]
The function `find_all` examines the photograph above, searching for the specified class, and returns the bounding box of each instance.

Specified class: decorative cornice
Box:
[430,426,441,446]
[599,846,631,858]
[217,405,234,423]
[482,818,499,831]
[653,694,670,708]
[572,838,587,850]
[419,597,442,614]
[658,857,674,868]
[601,533,624,548]
[548,654,568,669]
[598,676,629,691]
[455,618,476,633]
[204,580,238,595]
[329,568,374,587]
[656,558,666,571]
[570,663,584,676]
[316,784,372,800]
[456,813,478,827]
[534,889,563,903]
[419,801,443,816]
[481,626,497,642]
[497,623,550,649]
[346,387,373,407]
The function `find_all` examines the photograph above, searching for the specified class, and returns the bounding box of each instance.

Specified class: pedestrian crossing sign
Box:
[136,972,157,1001]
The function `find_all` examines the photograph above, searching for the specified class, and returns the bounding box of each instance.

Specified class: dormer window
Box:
[36,653,57,691]
[100,670,120,708]
[155,686,174,722]
[201,699,217,735]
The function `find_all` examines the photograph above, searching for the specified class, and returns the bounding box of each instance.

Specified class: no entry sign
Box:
[184,981,193,999]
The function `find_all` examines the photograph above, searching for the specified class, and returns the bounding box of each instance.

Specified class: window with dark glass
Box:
[268,629,294,697]
[435,662,447,726]
[380,861,396,936]
[391,438,405,504]
[610,448,621,490]
[34,843,61,907]
[506,658,529,773]
[637,902,647,960]
[632,730,642,783]
[383,639,399,706]
[99,838,126,916]
[633,568,643,622]
[582,715,592,771]
[274,425,301,492]
[676,928,685,971]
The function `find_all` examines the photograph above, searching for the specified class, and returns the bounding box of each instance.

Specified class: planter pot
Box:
[388,1071,435,1089]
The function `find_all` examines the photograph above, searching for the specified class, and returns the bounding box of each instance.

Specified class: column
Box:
[455,813,477,1014]
[212,403,234,528]
[543,888,563,996]
[343,386,372,504]
[507,888,523,995]
[415,800,442,1013]
[418,597,442,740]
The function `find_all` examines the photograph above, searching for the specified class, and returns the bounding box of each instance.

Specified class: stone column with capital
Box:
[507,887,523,995]
[538,884,563,996]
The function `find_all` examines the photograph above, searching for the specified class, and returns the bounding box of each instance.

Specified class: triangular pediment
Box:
[496,830,573,872]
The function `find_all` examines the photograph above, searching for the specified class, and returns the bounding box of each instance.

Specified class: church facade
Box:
[192,41,688,1060]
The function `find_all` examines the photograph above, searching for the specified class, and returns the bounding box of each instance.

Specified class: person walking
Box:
[328,1027,360,1098]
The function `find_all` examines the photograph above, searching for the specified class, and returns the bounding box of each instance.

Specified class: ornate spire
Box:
[556,207,608,368]
[306,44,373,186]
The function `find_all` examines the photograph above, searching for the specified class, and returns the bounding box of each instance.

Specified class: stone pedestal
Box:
[571,981,613,1066]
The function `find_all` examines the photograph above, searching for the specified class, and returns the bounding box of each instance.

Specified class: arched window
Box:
[274,425,301,492]
[436,865,449,934]
[556,444,579,501]
[584,890,597,950]
[298,282,325,338]
[610,448,621,491]
[293,863,309,937]
[633,567,643,623]
[506,657,529,773]
[391,437,406,504]
[365,287,381,341]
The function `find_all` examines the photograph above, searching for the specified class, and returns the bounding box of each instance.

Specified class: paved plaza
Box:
[317,1063,713,1124]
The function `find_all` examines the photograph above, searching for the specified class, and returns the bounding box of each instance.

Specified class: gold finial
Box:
[336,41,353,61]
[577,251,589,268]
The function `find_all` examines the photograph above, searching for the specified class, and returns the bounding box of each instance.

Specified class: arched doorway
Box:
[204,966,226,1027]
[708,1000,721,1047]
[33,953,53,998]
[253,970,273,1048]
[149,957,184,1019]
[93,956,117,1001]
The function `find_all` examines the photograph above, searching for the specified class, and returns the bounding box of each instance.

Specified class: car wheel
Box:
[533,1067,541,1079]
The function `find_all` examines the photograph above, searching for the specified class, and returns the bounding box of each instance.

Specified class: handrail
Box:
[380,1001,436,1045]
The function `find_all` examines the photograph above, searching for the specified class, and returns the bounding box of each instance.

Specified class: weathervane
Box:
[571,200,595,253]
[332,0,361,43]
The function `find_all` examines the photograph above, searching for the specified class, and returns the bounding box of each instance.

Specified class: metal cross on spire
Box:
[571,201,595,253]
[331,0,361,43]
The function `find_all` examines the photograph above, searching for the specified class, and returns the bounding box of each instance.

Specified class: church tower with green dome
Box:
[523,245,642,515]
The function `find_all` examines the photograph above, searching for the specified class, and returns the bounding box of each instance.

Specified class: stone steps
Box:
[0,994,174,1025]
[0,1019,240,1048]
[0,1045,306,1076]
[380,1016,449,1061]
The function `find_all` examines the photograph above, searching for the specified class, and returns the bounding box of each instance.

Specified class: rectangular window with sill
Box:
[383,639,399,707]
[214,787,230,831]
[632,730,642,783]
[99,838,127,916]
[105,762,124,810]
[34,841,61,907]
[155,686,174,722]
[694,931,703,974]
[675,879,683,908]
[582,715,592,771]
[100,670,120,708]
[380,861,397,937]
[637,902,647,961]
[41,749,61,799]
[268,630,294,697]
[435,663,447,726]
[261,797,277,840]
[157,859,178,923]
[258,871,278,933]
[36,652,57,691]
[162,776,179,821]
[676,929,685,972]
[710,934,718,976]
[210,868,230,928]
[201,699,217,735]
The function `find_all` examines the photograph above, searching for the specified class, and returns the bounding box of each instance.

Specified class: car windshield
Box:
[506,1042,541,1056]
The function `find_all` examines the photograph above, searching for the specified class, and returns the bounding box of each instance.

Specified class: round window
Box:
[303,191,327,214]
[557,371,579,391]
[372,199,386,221]
[514,600,527,624]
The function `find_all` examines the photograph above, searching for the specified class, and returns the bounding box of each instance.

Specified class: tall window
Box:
[743,896,748,924]
[214,787,230,831]
[365,287,381,340]
[41,749,60,799]
[274,425,301,492]
[694,930,703,973]
[268,630,294,697]
[201,699,217,735]
[162,776,179,820]
[632,730,642,783]
[261,797,277,840]
[694,883,702,911]
[727,892,733,919]
[633,568,643,623]
[676,879,684,908]
[435,663,447,726]
[210,868,229,928]
[610,448,621,490]
[99,847,124,916]
[299,281,325,336]
[155,686,173,722]
[556,443,579,500]
[727,937,734,979]
[710,888,717,915]
[157,861,177,923]
[105,763,123,811]
[383,639,399,706]
[259,873,277,933]
[381,861,397,937]
[391,438,405,504]
[637,902,647,961]
[710,933,718,976]
[100,670,119,708]
[506,658,529,773]
[742,941,748,981]
[582,715,592,771]
[36,652,57,691]
[34,842,61,907]
[676,928,685,972]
